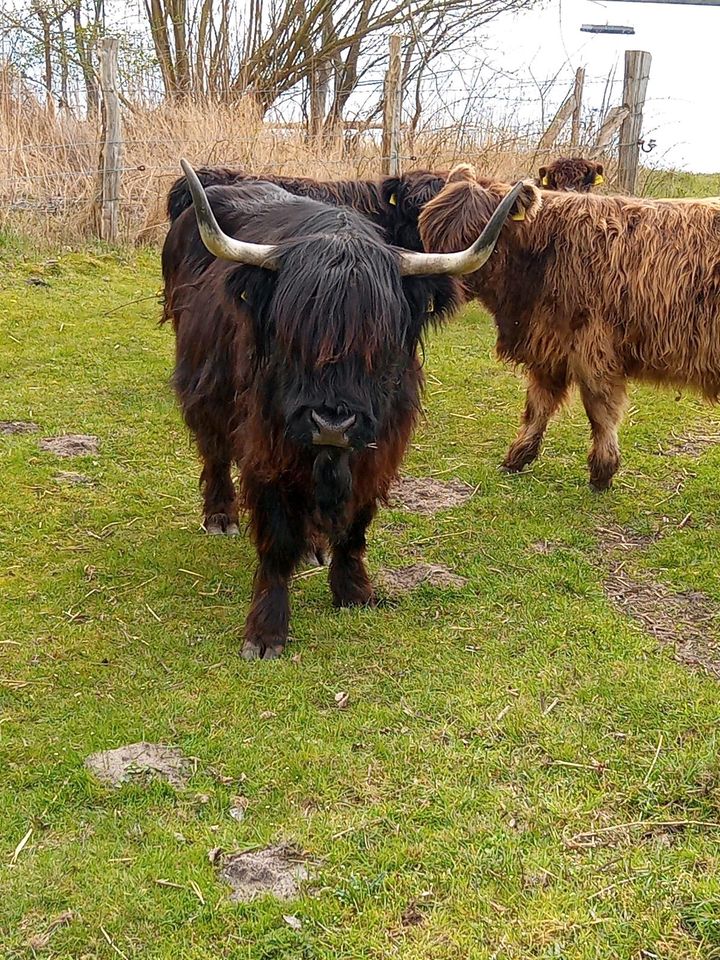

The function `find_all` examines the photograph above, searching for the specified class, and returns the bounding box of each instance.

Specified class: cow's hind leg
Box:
[176,361,239,534]
[329,502,376,608]
[578,378,627,491]
[502,367,569,473]
[243,484,306,660]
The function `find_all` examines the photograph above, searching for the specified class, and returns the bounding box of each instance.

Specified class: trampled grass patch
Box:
[2,246,720,959]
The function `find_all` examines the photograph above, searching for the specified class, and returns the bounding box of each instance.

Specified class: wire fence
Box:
[0,62,651,244]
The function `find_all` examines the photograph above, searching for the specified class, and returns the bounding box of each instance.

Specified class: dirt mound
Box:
[0,421,39,434]
[84,742,192,788]
[656,429,720,457]
[220,846,309,902]
[381,563,467,594]
[605,570,720,677]
[40,434,100,457]
[529,540,565,555]
[596,524,658,556]
[391,476,473,515]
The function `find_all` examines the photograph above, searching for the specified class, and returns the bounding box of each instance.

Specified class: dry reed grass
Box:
[0,65,615,246]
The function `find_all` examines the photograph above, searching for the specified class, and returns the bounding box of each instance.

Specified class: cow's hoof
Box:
[588,479,612,493]
[500,461,525,474]
[334,589,376,609]
[205,515,240,535]
[241,637,285,661]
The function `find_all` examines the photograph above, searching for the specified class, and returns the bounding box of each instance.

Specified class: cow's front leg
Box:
[243,485,306,660]
[329,502,376,608]
[502,366,569,473]
[201,457,239,535]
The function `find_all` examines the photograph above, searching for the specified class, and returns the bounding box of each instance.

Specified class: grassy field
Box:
[642,169,720,200]
[2,243,720,960]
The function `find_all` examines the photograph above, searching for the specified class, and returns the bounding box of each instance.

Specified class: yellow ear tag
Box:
[511,208,525,221]
[389,193,397,206]
[427,296,435,314]
[593,173,605,185]
[541,176,549,186]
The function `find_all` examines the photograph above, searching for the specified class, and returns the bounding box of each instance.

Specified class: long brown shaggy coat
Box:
[419,165,720,488]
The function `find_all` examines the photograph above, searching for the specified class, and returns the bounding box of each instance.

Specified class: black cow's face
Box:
[228,234,451,453]
[382,171,448,250]
[281,366,381,452]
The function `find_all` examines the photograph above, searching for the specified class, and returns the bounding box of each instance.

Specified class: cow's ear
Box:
[225,265,276,359]
[538,166,549,187]
[381,176,401,208]
[402,276,461,346]
[509,181,542,223]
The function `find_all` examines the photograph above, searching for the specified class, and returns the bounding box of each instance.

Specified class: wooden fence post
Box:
[570,66,585,148]
[617,50,651,194]
[538,68,585,152]
[96,37,122,242]
[588,105,629,159]
[381,34,402,176]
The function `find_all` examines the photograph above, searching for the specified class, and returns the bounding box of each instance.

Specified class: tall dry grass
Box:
[0,66,615,246]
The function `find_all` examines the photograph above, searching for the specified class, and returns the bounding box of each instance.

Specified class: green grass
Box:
[2,244,720,960]
[641,168,720,199]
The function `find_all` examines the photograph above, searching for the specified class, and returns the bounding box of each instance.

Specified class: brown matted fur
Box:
[419,163,720,489]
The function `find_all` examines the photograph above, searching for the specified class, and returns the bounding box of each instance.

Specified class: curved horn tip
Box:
[180,158,194,181]
[176,161,280,269]
[398,179,525,278]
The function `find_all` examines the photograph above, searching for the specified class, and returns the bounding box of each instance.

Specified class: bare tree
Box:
[0,0,103,117]
[139,0,537,122]
[1,0,538,134]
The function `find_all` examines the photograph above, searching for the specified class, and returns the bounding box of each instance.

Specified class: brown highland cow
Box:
[420,164,720,490]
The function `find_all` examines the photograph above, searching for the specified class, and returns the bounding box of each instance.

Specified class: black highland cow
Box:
[163,161,521,659]
[166,165,449,251]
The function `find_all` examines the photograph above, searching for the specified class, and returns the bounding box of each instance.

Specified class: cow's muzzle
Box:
[310,410,357,449]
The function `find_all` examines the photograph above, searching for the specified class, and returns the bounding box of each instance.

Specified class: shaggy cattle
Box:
[419,164,720,490]
[163,161,521,658]
[537,157,604,193]
[166,165,447,250]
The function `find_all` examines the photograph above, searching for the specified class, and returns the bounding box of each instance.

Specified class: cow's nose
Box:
[310,409,356,448]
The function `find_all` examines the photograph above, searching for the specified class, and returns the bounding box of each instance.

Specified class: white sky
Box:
[481,0,717,171]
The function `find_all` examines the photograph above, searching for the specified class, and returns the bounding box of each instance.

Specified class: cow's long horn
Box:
[397,181,525,277]
[180,159,280,269]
